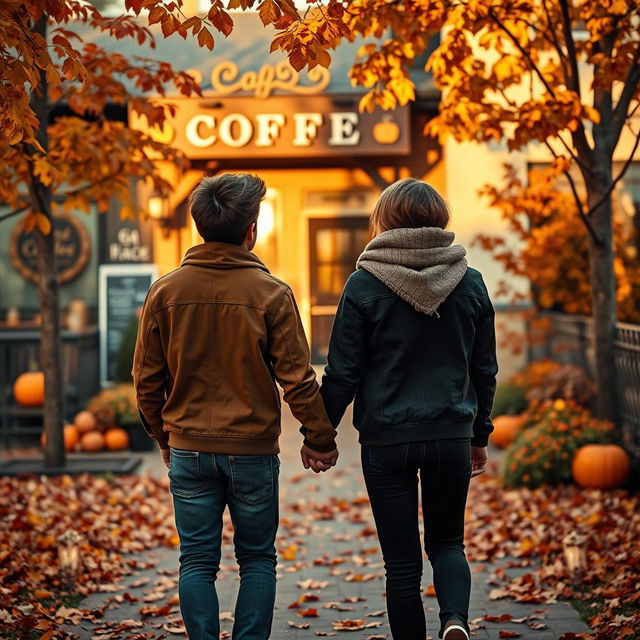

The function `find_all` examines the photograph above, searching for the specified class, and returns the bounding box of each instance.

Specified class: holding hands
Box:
[300,444,339,473]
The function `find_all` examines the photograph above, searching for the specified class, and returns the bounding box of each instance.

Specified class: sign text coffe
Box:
[131,95,409,160]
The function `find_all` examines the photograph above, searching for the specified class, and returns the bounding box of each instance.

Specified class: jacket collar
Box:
[181,242,270,272]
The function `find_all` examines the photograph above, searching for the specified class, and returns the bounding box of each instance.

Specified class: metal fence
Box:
[532,312,640,456]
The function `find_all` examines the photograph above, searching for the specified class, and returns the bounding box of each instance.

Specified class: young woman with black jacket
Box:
[319,178,498,640]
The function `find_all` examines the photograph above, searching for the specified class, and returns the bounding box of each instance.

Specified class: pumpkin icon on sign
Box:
[373,115,400,144]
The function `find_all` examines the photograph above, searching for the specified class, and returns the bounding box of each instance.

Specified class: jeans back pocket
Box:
[169,448,208,498]
[435,439,472,478]
[229,455,278,505]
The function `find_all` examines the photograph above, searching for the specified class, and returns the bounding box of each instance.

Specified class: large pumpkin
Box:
[74,410,97,433]
[491,414,526,448]
[14,372,45,407]
[572,444,631,489]
[104,428,129,451]
[80,430,105,452]
[41,424,80,451]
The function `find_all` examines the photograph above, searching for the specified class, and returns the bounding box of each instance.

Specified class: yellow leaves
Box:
[35,213,51,235]
[582,105,601,124]
[258,0,280,26]
[32,157,58,187]
[22,212,51,235]
[493,56,520,83]
[282,545,298,561]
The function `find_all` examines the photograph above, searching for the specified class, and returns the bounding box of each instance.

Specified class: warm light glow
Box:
[256,191,277,242]
[148,196,166,220]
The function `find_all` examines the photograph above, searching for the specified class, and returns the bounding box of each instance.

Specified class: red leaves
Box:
[499,632,521,638]
[0,473,178,638]
[197,27,215,51]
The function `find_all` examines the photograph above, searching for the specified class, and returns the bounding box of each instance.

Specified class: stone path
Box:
[64,405,590,640]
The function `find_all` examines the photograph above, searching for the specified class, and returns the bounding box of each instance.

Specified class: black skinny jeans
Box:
[361,439,472,640]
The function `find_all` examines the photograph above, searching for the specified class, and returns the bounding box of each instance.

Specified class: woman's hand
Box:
[471,446,488,477]
[300,444,339,473]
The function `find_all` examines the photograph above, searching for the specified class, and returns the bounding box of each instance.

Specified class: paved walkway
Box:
[64,405,590,640]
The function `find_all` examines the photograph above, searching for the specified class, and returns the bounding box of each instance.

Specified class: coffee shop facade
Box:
[0,15,527,440]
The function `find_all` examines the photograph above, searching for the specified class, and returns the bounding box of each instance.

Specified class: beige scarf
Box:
[356,227,468,316]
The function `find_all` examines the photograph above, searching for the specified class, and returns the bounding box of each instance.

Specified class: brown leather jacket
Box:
[132,242,337,454]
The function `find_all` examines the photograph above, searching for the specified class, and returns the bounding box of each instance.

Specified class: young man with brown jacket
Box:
[132,173,338,640]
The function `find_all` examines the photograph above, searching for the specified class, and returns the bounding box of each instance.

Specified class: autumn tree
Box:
[0,1,200,467]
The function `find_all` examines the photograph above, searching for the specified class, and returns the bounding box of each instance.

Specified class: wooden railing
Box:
[534,312,640,457]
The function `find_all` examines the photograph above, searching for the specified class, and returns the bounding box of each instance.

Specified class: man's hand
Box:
[160,447,171,469]
[471,446,488,477]
[300,444,339,473]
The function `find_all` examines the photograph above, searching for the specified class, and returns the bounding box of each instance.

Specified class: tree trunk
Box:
[28,16,65,467]
[586,174,618,424]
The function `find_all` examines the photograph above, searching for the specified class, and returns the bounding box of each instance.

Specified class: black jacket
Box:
[320,267,498,447]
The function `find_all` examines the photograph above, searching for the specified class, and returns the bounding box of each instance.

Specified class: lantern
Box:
[562,531,587,575]
[57,530,83,577]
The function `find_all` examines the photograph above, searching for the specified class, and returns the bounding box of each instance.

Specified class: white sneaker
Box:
[442,623,470,640]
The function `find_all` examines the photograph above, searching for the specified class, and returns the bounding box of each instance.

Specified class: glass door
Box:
[309,217,370,363]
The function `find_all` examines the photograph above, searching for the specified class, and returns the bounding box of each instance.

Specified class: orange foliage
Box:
[474,164,640,322]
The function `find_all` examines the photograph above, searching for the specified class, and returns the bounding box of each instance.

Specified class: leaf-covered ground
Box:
[1,430,638,640]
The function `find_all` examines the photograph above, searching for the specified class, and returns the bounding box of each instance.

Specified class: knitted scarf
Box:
[356,227,468,316]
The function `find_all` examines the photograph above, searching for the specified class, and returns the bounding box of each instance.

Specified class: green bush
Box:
[500,399,616,488]
[491,384,528,417]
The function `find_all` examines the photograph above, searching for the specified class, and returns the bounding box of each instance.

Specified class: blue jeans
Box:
[169,448,280,640]
[361,440,472,640]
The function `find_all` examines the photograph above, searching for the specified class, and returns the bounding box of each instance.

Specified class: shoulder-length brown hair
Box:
[370,178,450,236]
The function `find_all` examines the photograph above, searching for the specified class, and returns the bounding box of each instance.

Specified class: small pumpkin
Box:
[104,427,129,451]
[572,444,631,489]
[491,414,526,448]
[41,424,80,451]
[14,372,45,407]
[80,430,105,452]
[372,116,401,144]
[74,410,97,433]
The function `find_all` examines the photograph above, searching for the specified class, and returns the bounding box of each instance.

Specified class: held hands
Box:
[300,444,339,474]
[471,446,488,477]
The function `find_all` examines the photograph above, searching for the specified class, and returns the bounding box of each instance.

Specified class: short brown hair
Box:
[370,178,450,235]
[189,173,266,245]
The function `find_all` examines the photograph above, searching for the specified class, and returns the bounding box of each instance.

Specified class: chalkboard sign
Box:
[99,264,157,387]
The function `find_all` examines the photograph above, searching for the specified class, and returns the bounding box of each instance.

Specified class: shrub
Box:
[500,399,616,489]
[511,358,562,390]
[87,384,139,429]
[491,384,528,417]
[525,363,595,406]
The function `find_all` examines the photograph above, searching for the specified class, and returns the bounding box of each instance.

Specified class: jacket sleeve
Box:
[132,289,169,450]
[469,296,499,447]
[269,288,337,453]
[320,277,367,428]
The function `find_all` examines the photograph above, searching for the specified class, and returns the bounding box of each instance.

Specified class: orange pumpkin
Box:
[372,116,401,144]
[491,414,526,448]
[80,430,105,452]
[104,428,129,451]
[14,372,45,407]
[74,410,97,433]
[41,424,80,451]
[572,444,631,489]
